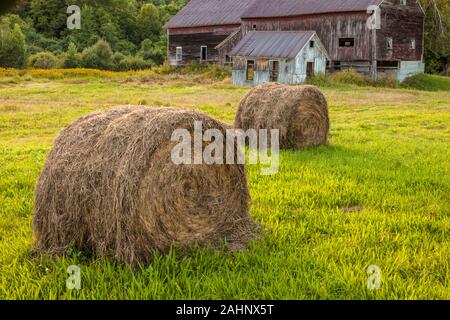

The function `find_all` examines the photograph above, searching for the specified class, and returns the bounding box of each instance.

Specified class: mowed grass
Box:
[0,72,449,300]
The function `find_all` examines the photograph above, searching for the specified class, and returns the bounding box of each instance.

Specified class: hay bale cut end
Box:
[33,106,257,266]
[234,83,330,149]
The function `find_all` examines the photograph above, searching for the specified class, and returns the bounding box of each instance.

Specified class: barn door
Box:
[307,61,314,79]
[269,60,279,82]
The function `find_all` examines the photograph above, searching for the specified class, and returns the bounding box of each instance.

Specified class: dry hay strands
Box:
[234,83,330,149]
[33,106,257,266]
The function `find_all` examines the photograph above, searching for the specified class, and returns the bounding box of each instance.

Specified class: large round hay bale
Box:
[234,83,329,149]
[33,106,257,266]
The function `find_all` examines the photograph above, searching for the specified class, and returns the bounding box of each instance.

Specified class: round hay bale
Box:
[234,83,330,149]
[33,106,257,266]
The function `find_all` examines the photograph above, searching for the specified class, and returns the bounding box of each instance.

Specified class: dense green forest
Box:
[0,0,448,74]
[0,0,187,70]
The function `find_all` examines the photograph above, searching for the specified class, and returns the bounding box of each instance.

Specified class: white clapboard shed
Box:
[230,31,330,86]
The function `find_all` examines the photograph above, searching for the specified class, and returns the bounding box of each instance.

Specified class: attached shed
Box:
[230,31,329,86]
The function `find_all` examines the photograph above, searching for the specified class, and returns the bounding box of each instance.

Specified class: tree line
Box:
[422,0,450,75]
[0,0,187,70]
[0,0,448,74]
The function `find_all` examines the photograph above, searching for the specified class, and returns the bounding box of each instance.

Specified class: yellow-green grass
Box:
[0,71,449,299]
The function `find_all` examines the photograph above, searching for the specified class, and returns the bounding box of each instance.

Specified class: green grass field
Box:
[0,70,449,299]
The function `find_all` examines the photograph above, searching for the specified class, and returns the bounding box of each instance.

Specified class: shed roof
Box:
[229,31,318,59]
[242,0,383,19]
[164,0,256,29]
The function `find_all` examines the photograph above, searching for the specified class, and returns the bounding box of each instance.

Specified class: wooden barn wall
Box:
[241,12,371,62]
[378,0,424,61]
[168,26,238,65]
[290,34,329,83]
[217,29,243,65]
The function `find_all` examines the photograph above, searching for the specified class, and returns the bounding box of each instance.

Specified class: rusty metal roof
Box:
[164,0,384,29]
[229,31,317,59]
[242,0,383,19]
[164,0,256,29]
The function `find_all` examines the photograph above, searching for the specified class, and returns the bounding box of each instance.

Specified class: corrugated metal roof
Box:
[164,0,256,29]
[242,0,383,19]
[229,31,317,59]
[164,0,384,29]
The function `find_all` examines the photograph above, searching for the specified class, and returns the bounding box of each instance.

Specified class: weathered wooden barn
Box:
[164,0,425,81]
[230,31,329,85]
[163,0,255,66]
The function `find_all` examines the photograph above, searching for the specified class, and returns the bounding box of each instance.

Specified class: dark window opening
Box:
[339,38,355,47]
[310,40,315,48]
[225,55,232,64]
[377,61,399,68]
[201,46,207,61]
[246,60,255,81]
[252,24,257,30]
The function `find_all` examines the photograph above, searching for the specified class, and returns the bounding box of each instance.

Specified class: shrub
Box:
[118,56,152,71]
[204,64,231,80]
[112,52,126,66]
[154,62,175,75]
[305,73,330,86]
[62,43,81,68]
[138,39,165,65]
[329,70,371,86]
[375,76,400,88]
[80,39,114,70]
[28,52,58,69]
[402,74,450,91]
[26,45,44,55]
[0,22,27,68]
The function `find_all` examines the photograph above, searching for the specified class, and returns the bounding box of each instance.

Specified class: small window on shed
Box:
[176,47,182,62]
[400,0,407,5]
[386,37,393,50]
[339,38,355,48]
[410,39,416,49]
[310,40,315,48]
[252,24,257,30]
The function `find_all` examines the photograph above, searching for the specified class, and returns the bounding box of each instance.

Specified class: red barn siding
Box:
[242,12,371,62]
[167,0,424,77]
[377,0,424,61]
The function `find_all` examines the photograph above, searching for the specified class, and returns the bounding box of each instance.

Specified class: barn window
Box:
[176,47,182,62]
[310,40,315,48]
[339,38,355,47]
[201,46,207,61]
[252,24,257,30]
[386,37,393,50]
[246,60,255,81]
[377,61,399,69]
[410,39,416,49]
